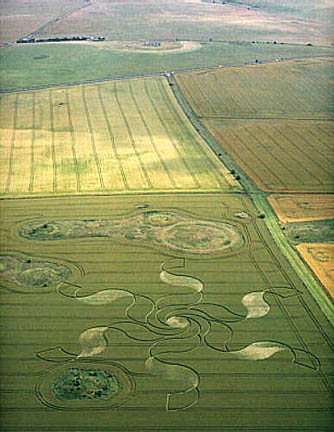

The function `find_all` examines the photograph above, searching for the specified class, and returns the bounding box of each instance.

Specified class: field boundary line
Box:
[65,89,81,192]
[0,189,241,201]
[158,79,205,186]
[198,115,334,121]
[167,74,244,192]
[248,217,333,394]
[253,192,334,327]
[81,86,105,190]
[159,79,229,189]
[2,55,334,94]
[168,72,334,326]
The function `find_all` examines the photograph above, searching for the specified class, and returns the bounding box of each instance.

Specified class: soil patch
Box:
[296,243,334,299]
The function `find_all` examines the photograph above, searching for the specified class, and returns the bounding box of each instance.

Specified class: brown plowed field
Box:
[177,58,334,193]
[203,118,334,193]
[296,243,334,299]
[268,194,334,223]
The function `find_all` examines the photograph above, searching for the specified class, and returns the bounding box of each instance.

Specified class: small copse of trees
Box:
[17,36,105,44]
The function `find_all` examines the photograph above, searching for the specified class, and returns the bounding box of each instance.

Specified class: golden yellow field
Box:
[0,77,240,197]
[268,194,334,223]
[176,58,334,120]
[296,243,334,299]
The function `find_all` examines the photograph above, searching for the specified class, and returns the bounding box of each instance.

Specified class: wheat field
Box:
[0,76,240,197]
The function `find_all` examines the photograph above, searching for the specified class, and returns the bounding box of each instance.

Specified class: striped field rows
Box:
[176,58,334,120]
[204,119,334,192]
[0,76,240,197]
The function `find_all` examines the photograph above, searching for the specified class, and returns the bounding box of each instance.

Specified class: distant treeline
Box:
[17,36,105,44]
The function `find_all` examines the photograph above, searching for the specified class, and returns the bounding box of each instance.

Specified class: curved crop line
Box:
[160,258,204,293]
[166,386,200,412]
[126,293,156,324]
[34,256,320,412]
[105,324,163,344]
[156,291,203,311]
[147,307,198,335]
[154,313,200,340]
[289,346,321,371]
[173,312,212,342]
[149,334,201,360]
[108,319,173,339]
[264,285,303,299]
[203,320,235,353]
[191,305,244,324]
[195,302,245,318]
[215,339,321,371]
[35,346,77,363]
[146,354,200,412]
[56,281,82,298]
[57,283,155,325]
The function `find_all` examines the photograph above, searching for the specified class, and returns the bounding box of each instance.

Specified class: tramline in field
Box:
[176,58,334,193]
[0,76,240,197]
[176,58,334,120]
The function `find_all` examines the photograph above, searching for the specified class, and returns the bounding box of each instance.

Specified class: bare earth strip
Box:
[0,76,240,197]
[268,194,334,223]
[296,243,334,299]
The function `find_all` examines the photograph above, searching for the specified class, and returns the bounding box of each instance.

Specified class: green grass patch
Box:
[1,41,333,91]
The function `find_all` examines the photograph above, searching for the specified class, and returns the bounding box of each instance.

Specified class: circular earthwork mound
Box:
[36,360,135,410]
[159,221,244,255]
